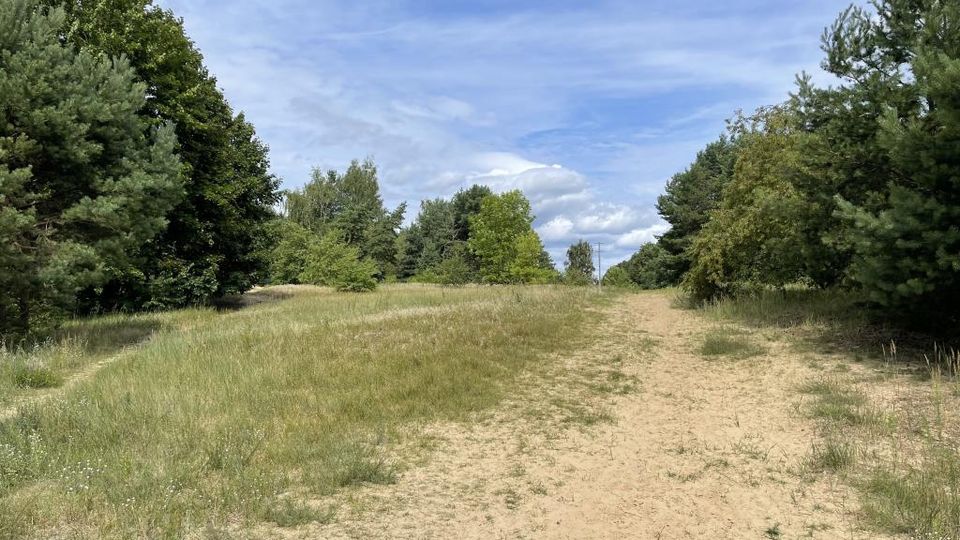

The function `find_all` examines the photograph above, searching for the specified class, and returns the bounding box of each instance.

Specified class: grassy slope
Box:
[0,284,598,538]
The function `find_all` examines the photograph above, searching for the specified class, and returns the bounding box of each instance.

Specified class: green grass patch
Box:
[263,499,336,527]
[11,365,62,389]
[699,330,765,358]
[0,284,597,537]
[798,378,891,429]
[862,446,960,539]
[806,439,856,472]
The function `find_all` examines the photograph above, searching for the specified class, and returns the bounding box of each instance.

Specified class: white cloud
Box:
[156,0,851,269]
[537,217,574,242]
[616,223,672,248]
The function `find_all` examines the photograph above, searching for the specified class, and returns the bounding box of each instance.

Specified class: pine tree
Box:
[0,0,181,338]
[47,0,280,310]
[836,0,960,326]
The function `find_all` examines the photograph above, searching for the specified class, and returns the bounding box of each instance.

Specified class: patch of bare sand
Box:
[270,292,885,539]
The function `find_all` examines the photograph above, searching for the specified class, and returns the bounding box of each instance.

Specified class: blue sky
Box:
[156,0,850,268]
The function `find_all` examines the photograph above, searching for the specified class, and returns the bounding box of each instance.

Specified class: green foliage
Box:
[468,190,543,284]
[47,0,280,311]
[656,136,738,283]
[619,243,672,289]
[267,220,315,285]
[0,0,182,339]
[452,184,493,242]
[510,231,558,284]
[397,198,457,278]
[601,266,633,288]
[432,243,475,285]
[833,0,960,326]
[564,240,594,285]
[286,159,404,279]
[676,0,960,327]
[684,108,813,301]
[268,222,377,292]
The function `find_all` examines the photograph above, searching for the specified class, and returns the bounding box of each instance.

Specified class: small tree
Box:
[468,190,536,283]
[434,243,474,286]
[267,221,315,284]
[564,240,595,286]
[621,243,672,289]
[510,231,557,284]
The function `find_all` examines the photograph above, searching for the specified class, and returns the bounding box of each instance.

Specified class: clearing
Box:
[1,285,954,538]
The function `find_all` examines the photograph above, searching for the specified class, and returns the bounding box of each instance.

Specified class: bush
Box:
[601,266,634,288]
[299,231,378,292]
[434,252,473,286]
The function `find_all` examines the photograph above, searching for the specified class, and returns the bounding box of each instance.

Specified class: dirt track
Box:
[285,292,882,539]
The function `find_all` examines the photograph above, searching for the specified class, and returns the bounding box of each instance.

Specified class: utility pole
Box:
[596,242,603,292]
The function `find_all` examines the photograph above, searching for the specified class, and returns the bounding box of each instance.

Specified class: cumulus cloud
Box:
[157,0,849,268]
[538,217,574,242]
[616,223,672,248]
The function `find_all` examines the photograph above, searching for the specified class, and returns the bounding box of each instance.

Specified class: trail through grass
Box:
[0,284,598,538]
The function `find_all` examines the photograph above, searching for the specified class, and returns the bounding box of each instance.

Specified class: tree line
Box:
[1,0,283,339]
[0,0,608,341]
[609,0,959,331]
[267,166,605,289]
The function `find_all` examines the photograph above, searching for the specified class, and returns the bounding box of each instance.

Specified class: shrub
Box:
[299,231,378,292]
[601,266,634,288]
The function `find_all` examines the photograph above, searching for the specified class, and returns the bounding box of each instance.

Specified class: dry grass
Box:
[0,284,599,538]
[707,288,960,539]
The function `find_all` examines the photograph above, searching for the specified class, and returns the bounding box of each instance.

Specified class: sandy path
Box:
[287,291,894,539]
[289,291,879,539]
[0,345,144,422]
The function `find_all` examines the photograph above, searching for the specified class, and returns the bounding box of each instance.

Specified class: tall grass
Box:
[698,287,937,360]
[707,287,960,538]
[0,284,596,538]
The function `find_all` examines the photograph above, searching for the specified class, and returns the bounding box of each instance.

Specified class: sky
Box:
[157,0,850,269]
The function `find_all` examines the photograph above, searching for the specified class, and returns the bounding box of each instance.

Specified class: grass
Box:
[10,366,62,389]
[699,329,765,358]
[697,287,938,361]
[0,312,174,407]
[798,379,874,426]
[862,446,960,538]
[0,284,598,538]
[704,287,960,539]
[806,439,856,472]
